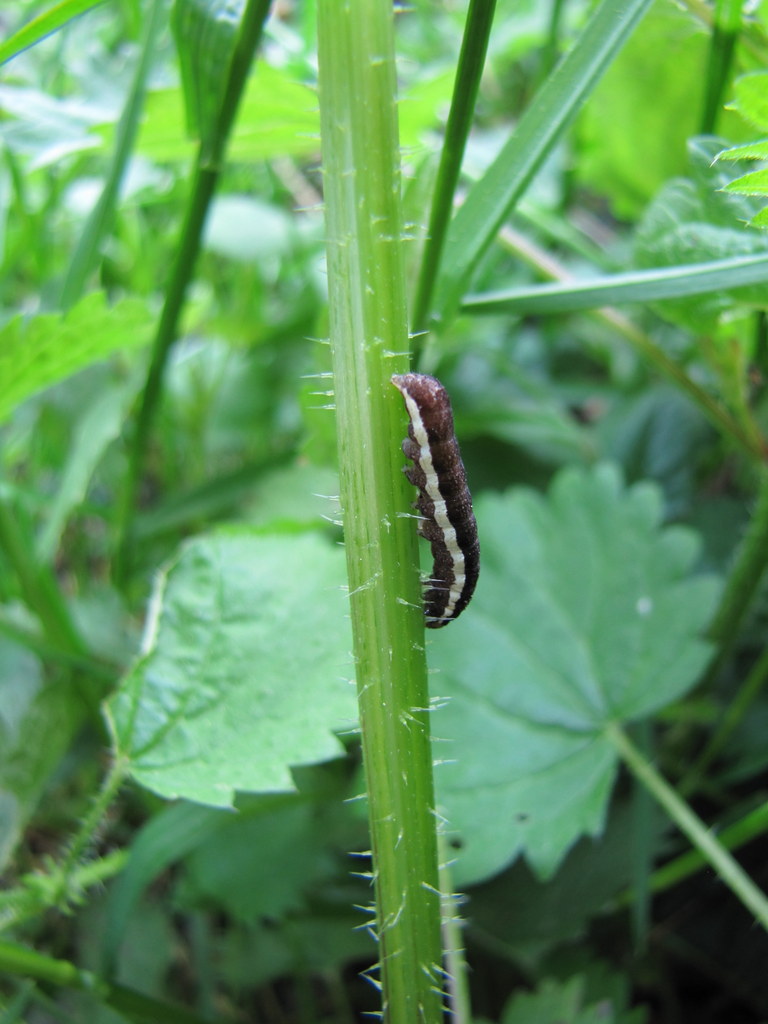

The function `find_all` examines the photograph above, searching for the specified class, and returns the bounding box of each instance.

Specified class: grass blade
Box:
[434,0,654,321]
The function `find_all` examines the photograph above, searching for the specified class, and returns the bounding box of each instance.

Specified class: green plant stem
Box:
[682,647,768,795]
[411,0,497,340]
[58,0,163,309]
[700,0,741,133]
[52,757,129,906]
[439,846,471,1023]
[0,939,211,1024]
[435,0,654,320]
[115,160,216,580]
[0,850,128,932]
[317,2,444,1021]
[683,0,765,61]
[707,468,768,654]
[612,802,768,910]
[628,721,653,947]
[543,0,566,75]
[115,0,272,580]
[0,498,84,656]
[606,721,768,930]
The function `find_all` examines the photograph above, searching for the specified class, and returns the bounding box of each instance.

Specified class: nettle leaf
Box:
[432,464,719,883]
[634,137,768,331]
[0,292,154,425]
[132,64,320,163]
[727,71,768,133]
[722,167,768,197]
[502,974,645,1024]
[717,72,768,227]
[105,531,356,806]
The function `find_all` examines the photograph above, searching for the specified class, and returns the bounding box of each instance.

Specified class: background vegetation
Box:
[2,0,768,1021]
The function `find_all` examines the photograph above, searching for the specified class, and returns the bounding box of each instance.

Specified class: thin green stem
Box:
[628,721,653,947]
[439,845,471,1024]
[683,647,768,795]
[0,850,128,932]
[699,0,741,134]
[707,468,768,652]
[115,0,272,580]
[606,721,768,930]
[0,939,211,1024]
[115,161,217,581]
[318,2,444,1021]
[611,802,768,910]
[58,0,163,308]
[411,0,497,341]
[51,757,129,907]
[435,0,654,320]
[542,0,566,75]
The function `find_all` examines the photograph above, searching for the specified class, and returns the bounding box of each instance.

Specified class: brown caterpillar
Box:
[391,373,479,628]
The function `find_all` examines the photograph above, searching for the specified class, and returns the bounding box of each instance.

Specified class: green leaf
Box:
[502,975,646,1024]
[183,793,345,923]
[575,3,707,219]
[503,976,588,1024]
[462,253,768,317]
[722,167,768,196]
[104,531,355,806]
[456,356,595,465]
[633,139,768,331]
[729,70,768,132]
[398,69,455,152]
[597,387,709,519]
[717,139,768,161]
[129,60,450,167]
[433,464,719,882]
[172,0,244,158]
[0,293,154,426]
[103,781,372,982]
[0,0,105,67]
[716,73,768,226]
[133,64,320,163]
[468,799,666,963]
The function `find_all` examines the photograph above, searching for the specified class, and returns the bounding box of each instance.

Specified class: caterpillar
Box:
[391,373,479,628]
